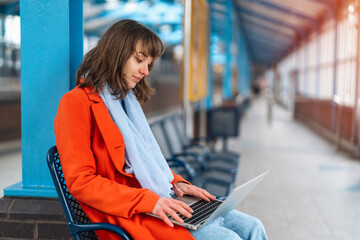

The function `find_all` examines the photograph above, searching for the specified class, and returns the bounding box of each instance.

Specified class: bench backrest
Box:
[47,146,98,240]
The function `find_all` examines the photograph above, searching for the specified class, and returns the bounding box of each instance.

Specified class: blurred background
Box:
[2,0,360,152]
[1,0,360,239]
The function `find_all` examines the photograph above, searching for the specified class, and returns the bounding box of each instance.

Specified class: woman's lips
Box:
[133,76,142,82]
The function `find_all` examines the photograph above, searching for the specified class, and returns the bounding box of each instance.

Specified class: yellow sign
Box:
[181,0,209,102]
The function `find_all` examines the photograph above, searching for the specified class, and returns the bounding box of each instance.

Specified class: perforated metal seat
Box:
[47,146,132,240]
[171,113,240,165]
[150,120,234,197]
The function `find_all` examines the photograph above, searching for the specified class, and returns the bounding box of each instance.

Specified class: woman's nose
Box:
[140,64,149,76]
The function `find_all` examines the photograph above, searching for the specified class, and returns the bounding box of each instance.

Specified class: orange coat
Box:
[55,86,195,240]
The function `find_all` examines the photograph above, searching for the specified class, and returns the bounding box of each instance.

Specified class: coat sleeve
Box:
[54,88,160,218]
[171,171,191,185]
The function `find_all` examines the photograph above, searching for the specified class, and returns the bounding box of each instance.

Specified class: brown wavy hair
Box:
[76,19,164,102]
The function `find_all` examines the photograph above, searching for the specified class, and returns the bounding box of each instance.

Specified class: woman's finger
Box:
[187,185,216,201]
[165,207,185,224]
[196,187,217,200]
[161,199,193,225]
[153,197,194,227]
[158,209,174,227]
[173,186,184,197]
[173,199,193,216]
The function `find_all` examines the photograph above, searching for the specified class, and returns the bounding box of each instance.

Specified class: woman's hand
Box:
[173,182,217,202]
[152,197,193,227]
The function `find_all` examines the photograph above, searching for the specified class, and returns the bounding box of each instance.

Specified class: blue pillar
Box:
[236,28,242,95]
[222,0,233,100]
[206,27,214,109]
[206,0,216,109]
[205,0,212,109]
[4,0,83,197]
[238,29,251,97]
[70,1,84,88]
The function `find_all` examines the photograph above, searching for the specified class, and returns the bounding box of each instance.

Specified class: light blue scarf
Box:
[100,85,174,197]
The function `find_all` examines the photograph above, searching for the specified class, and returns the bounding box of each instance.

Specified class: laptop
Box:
[148,171,269,230]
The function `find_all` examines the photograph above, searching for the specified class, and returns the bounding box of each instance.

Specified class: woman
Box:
[55,19,268,240]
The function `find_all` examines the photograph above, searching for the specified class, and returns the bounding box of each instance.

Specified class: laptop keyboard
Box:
[172,200,222,225]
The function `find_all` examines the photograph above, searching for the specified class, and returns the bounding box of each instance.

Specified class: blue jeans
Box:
[189,210,268,240]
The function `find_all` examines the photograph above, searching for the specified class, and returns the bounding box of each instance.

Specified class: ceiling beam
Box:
[252,53,280,66]
[251,53,276,65]
[243,0,318,27]
[242,18,295,40]
[243,25,294,44]
[250,44,283,56]
[252,53,274,62]
[246,33,292,51]
[92,0,106,4]
[242,25,292,64]
[236,5,308,37]
[245,27,292,44]
[0,0,19,15]
[247,42,283,61]
[310,0,335,8]
[241,13,296,37]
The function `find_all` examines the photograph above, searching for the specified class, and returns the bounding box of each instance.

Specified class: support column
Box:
[206,0,214,109]
[314,27,321,122]
[222,0,233,100]
[351,8,360,155]
[238,29,251,97]
[331,12,338,132]
[0,15,5,79]
[236,28,242,95]
[4,0,83,197]
[70,0,84,88]
[304,36,309,96]
[183,0,193,138]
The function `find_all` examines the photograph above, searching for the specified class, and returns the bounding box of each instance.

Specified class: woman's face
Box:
[123,44,154,89]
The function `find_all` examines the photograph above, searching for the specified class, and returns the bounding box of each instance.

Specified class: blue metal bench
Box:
[150,119,234,197]
[165,113,240,171]
[46,146,133,240]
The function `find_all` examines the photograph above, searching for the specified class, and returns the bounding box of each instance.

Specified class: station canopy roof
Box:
[0,0,349,68]
[81,0,344,68]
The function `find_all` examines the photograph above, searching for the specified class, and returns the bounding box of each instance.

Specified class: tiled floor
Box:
[233,98,360,240]
[1,98,360,239]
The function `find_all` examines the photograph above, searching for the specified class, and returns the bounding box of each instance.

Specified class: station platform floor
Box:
[233,98,360,240]
[1,97,360,239]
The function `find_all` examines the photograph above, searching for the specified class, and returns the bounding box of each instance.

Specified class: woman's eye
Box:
[135,57,142,63]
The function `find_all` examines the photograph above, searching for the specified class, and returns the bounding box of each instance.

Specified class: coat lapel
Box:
[84,87,134,177]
